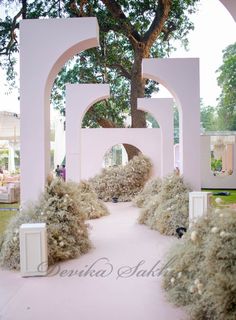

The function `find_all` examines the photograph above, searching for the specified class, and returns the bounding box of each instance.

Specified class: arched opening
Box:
[20,18,100,204]
[210,135,235,177]
[103,143,141,168]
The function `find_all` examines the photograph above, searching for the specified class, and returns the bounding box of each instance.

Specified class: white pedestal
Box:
[189,192,212,225]
[20,223,48,277]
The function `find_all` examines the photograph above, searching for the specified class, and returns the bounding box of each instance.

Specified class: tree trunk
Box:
[97,117,140,160]
[123,144,141,160]
[126,44,150,159]
[22,0,27,19]
[130,46,148,128]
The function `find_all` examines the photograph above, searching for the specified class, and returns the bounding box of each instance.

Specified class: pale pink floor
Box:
[0,202,188,320]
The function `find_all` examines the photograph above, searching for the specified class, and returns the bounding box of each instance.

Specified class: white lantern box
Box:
[20,223,48,277]
[189,192,212,226]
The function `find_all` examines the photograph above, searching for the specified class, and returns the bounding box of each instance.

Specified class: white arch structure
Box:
[20,18,99,204]
[220,0,236,21]
[20,3,236,204]
[142,58,201,191]
[65,84,165,181]
[80,128,162,180]
[137,98,174,177]
[66,84,110,182]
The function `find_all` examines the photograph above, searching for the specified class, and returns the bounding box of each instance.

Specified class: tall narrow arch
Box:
[142,58,201,190]
[66,84,110,182]
[137,98,174,177]
[20,18,99,204]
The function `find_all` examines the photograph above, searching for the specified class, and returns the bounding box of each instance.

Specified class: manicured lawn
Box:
[202,189,236,205]
[0,203,19,235]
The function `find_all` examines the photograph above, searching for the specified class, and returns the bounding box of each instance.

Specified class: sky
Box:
[0,0,235,114]
[156,0,236,105]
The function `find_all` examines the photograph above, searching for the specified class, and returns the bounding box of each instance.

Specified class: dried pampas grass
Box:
[0,179,102,270]
[162,208,236,320]
[76,181,109,219]
[133,177,162,208]
[138,173,191,236]
[89,154,152,202]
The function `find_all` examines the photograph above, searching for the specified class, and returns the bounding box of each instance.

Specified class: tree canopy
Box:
[216,42,236,131]
[1,1,200,129]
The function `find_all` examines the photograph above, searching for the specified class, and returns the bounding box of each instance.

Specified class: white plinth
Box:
[189,192,212,225]
[20,223,48,277]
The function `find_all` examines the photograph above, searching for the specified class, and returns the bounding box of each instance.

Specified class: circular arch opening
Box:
[103,144,142,168]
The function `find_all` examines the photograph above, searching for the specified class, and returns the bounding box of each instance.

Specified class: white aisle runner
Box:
[0,202,188,320]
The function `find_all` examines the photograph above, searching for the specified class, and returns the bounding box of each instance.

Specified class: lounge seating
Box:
[0,183,20,203]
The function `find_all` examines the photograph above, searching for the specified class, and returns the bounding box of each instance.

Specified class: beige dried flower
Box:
[197,283,203,291]
[191,231,198,242]
[189,285,196,293]
[220,231,226,237]
[211,227,218,233]
[215,197,223,204]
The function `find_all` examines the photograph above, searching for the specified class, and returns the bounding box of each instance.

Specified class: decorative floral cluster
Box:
[89,154,152,202]
[136,173,191,236]
[76,181,109,219]
[162,208,236,320]
[132,177,162,208]
[0,178,109,270]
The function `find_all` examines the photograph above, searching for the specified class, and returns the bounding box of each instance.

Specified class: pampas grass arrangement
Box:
[133,177,162,208]
[138,173,191,236]
[0,178,107,270]
[162,208,236,320]
[89,154,152,202]
[76,181,109,219]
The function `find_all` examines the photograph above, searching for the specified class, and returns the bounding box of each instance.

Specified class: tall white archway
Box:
[137,98,174,177]
[20,18,99,204]
[142,58,201,190]
[66,84,110,182]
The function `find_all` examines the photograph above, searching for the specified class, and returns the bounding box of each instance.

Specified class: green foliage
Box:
[200,104,217,131]
[0,205,18,235]
[89,153,152,202]
[162,208,236,320]
[0,0,200,127]
[202,189,236,205]
[211,158,222,172]
[174,106,179,144]
[216,42,236,131]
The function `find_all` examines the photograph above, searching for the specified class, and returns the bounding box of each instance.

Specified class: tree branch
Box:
[0,9,22,56]
[143,0,172,48]
[86,103,118,128]
[101,0,141,46]
[107,63,131,80]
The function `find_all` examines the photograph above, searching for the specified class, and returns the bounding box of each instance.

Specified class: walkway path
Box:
[0,202,188,320]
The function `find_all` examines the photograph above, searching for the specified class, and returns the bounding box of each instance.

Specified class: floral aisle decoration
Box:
[137,173,191,236]
[132,177,162,208]
[162,208,236,320]
[76,181,109,219]
[89,154,152,202]
[0,178,106,270]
